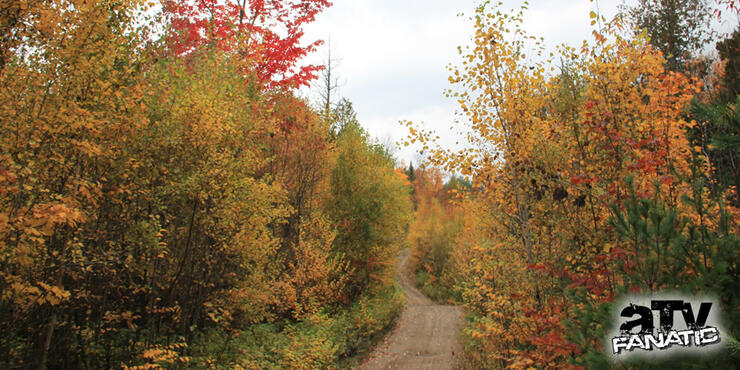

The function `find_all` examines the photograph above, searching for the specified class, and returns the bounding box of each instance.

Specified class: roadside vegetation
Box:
[0,1,411,368]
[404,0,739,368]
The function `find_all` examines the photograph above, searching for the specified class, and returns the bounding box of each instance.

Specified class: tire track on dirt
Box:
[360,249,463,370]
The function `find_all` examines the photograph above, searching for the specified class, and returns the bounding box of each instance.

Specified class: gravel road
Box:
[360,249,463,370]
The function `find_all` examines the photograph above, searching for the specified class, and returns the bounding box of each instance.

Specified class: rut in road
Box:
[360,249,463,370]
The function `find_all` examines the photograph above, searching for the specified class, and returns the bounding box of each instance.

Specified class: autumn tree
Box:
[621,0,715,74]
[688,28,740,205]
[266,92,347,320]
[405,1,736,367]
[0,0,418,367]
[330,97,359,135]
[162,0,331,88]
[0,0,153,366]
[406,165,463,303]
[0,1,40,70]
[328,121,412,301]
[716,27,740,100]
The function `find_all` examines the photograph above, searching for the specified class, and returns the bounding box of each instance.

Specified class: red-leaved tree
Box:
[163,0,331,89]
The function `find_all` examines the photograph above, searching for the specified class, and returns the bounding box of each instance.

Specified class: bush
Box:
[186,284,404,369]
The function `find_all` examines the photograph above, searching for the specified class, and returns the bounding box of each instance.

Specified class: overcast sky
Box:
[298,0,738,167]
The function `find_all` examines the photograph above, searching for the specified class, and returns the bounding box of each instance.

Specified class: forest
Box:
[0,0,738,369]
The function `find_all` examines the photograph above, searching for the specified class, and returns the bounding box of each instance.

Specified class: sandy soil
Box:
[359,249,463,370]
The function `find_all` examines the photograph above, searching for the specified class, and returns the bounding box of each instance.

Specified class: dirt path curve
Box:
[359,249,463,370]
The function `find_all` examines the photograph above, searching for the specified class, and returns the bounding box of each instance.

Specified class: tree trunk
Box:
[38,311,57,370]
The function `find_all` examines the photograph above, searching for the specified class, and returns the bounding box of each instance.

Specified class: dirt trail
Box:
[360,249,463,370]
